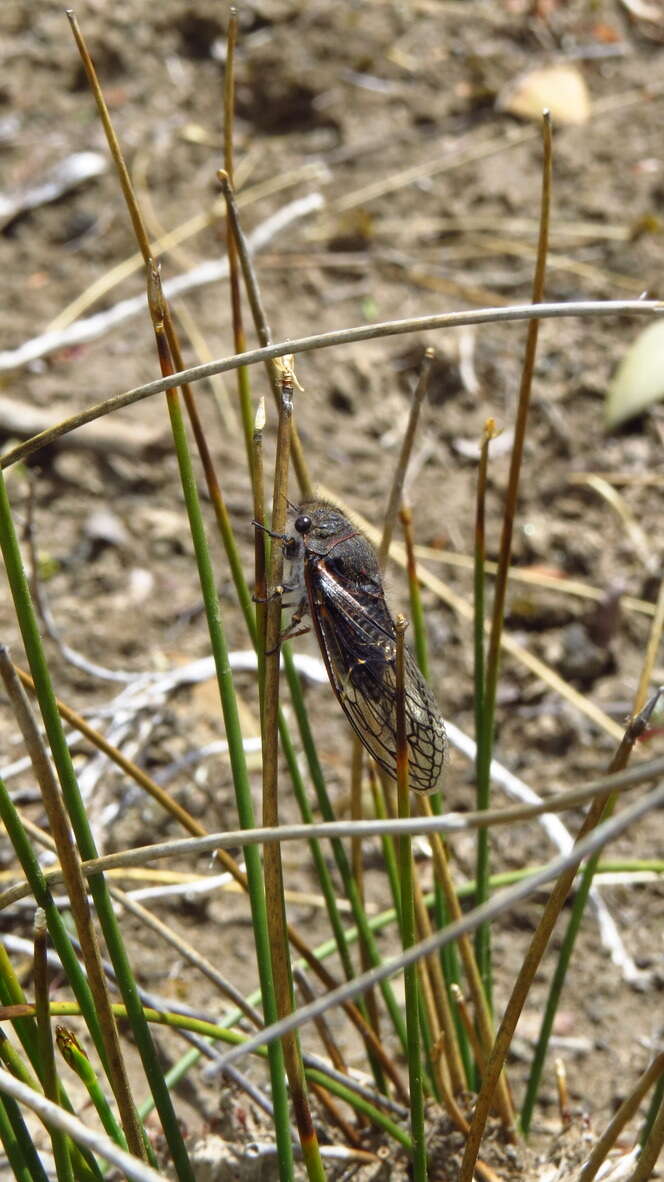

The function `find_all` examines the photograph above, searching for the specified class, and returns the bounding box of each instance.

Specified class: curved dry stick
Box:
[1,299,661,472]
[3,754,663,910]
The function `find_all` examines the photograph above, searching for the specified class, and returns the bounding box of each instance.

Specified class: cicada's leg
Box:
[252,581,299,605]
[265,596,311,655]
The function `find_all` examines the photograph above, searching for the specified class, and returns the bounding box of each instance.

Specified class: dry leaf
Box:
[497,63,590,125]
[606,320,664,427]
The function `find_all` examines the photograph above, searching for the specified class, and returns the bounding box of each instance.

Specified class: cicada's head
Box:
[290,500,382,592]
[292,501,346,542]
[290,500,356,554]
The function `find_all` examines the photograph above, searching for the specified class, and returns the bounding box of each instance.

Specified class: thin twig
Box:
[217,170,313,498]
[0,1068,164,1182]
[473,418,498,1021]
[261,360,324,1179]
[223,7,255,483]
[378,348,434,566]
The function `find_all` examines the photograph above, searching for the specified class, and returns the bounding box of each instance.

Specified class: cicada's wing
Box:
[306,560,447,792]
[401,646,448,792]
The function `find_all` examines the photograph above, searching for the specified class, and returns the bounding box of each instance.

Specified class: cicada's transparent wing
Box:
[306,561,447,792]
[401,647,448,791]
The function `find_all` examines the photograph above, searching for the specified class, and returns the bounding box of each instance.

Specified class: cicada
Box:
[280,500,447,793]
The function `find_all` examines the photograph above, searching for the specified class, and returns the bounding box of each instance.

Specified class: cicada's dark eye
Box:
[294,514,312,535]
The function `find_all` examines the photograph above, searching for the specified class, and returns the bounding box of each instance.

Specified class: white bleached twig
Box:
[0,192,324,370]
[0,1068,166,1182]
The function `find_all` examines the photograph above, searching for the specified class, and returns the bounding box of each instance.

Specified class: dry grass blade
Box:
[331,126,537,213]
[571,474,655,571]
[412,547,656,621]
[634,580,664,714]
[41,159,323,337]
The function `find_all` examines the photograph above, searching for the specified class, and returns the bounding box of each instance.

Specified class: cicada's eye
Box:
[294,514,312,535]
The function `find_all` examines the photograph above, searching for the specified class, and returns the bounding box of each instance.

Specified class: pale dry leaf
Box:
[497,63,590,125]
[606,319,664,427]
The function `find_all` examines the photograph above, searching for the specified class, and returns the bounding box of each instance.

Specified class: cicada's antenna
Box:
[252,520,288,541]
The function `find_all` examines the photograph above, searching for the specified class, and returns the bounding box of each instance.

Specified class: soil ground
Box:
[0,1,663,1178]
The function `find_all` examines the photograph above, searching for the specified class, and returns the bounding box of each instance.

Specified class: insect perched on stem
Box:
[279,499,447,793]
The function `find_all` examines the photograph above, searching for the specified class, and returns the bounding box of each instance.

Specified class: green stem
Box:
[0,784,103,1072]
[34,912,74,1182]
[641,1074,664,1150]
[0,1092,49,1182]
[0,468,183,1173]
[282,649,411,1061]
[304,1069,411,1150]
[0,954,102,1182]
[57,1029,129,1154]
[161,378,295,1180]
[395,619,427,1181]
[521,803,615,1133]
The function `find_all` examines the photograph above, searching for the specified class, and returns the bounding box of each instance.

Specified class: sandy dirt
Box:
[1,1,663,1177]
